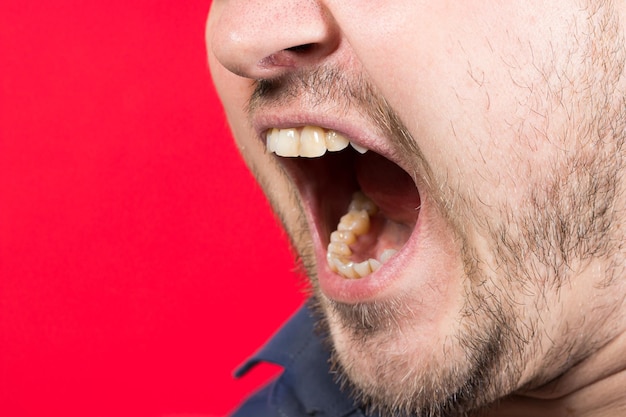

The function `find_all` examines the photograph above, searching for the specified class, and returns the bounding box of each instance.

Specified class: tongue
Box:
[355,152,420,225]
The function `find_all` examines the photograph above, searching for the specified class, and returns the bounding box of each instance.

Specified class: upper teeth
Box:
[266,126,369,157]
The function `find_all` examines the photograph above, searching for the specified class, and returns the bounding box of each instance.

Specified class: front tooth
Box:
[300,126,327,157]
[275,128,300,157]
[268,127,360,157]
[266,128,279,153]
[325,130,350,152]
[350,142,369,154]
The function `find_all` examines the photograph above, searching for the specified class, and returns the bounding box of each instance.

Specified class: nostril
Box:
[258,44,315,69]
[259,43,324,70]
[285,43,315,53]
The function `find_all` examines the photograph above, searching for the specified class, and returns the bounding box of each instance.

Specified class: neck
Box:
[485,330,626,417]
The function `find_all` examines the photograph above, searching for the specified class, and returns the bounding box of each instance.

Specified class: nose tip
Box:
[210,0,339,80]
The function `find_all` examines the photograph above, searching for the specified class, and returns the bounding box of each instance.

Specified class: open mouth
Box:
[265,125,421,281]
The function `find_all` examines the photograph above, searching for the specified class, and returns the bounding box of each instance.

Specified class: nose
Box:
[209,0,339,79]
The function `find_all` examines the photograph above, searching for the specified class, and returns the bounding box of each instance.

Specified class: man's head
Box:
[207,1,626,415]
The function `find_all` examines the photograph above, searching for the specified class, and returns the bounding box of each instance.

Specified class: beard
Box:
[248,2,626,416]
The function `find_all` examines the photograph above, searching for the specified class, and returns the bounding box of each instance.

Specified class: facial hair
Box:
[247,2,626,416]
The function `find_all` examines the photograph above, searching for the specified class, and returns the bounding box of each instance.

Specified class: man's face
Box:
[207,1,626,415]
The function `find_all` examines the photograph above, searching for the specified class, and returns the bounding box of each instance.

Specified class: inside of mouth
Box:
[297,149,420,279]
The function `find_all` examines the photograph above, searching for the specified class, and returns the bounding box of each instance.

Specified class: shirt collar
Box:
[235,302,362,417]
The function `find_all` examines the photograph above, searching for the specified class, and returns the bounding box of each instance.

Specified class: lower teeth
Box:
[327,192,398,279]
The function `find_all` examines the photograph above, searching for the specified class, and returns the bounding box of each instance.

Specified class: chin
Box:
[311,283,523,417]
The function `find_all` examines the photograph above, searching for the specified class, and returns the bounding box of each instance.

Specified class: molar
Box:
[326,192,401,280]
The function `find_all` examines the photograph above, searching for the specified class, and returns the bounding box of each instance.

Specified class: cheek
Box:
[208,52,261,154]
[333,4,562,208]
[208,57,248,124]
[207,9,256,150]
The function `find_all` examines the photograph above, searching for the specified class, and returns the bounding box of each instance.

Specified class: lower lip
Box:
[307,203,423,303]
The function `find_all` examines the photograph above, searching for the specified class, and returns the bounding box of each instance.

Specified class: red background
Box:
[0,1,305,416]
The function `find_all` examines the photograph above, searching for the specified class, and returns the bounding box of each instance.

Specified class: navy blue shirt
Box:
[231,303,374,417]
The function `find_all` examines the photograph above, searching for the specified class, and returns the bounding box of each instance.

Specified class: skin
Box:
[207,1,626,416]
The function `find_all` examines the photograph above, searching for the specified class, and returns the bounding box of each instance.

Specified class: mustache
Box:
[246,65,432,188]
[248,66,377,115]
[247,66,418,152]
